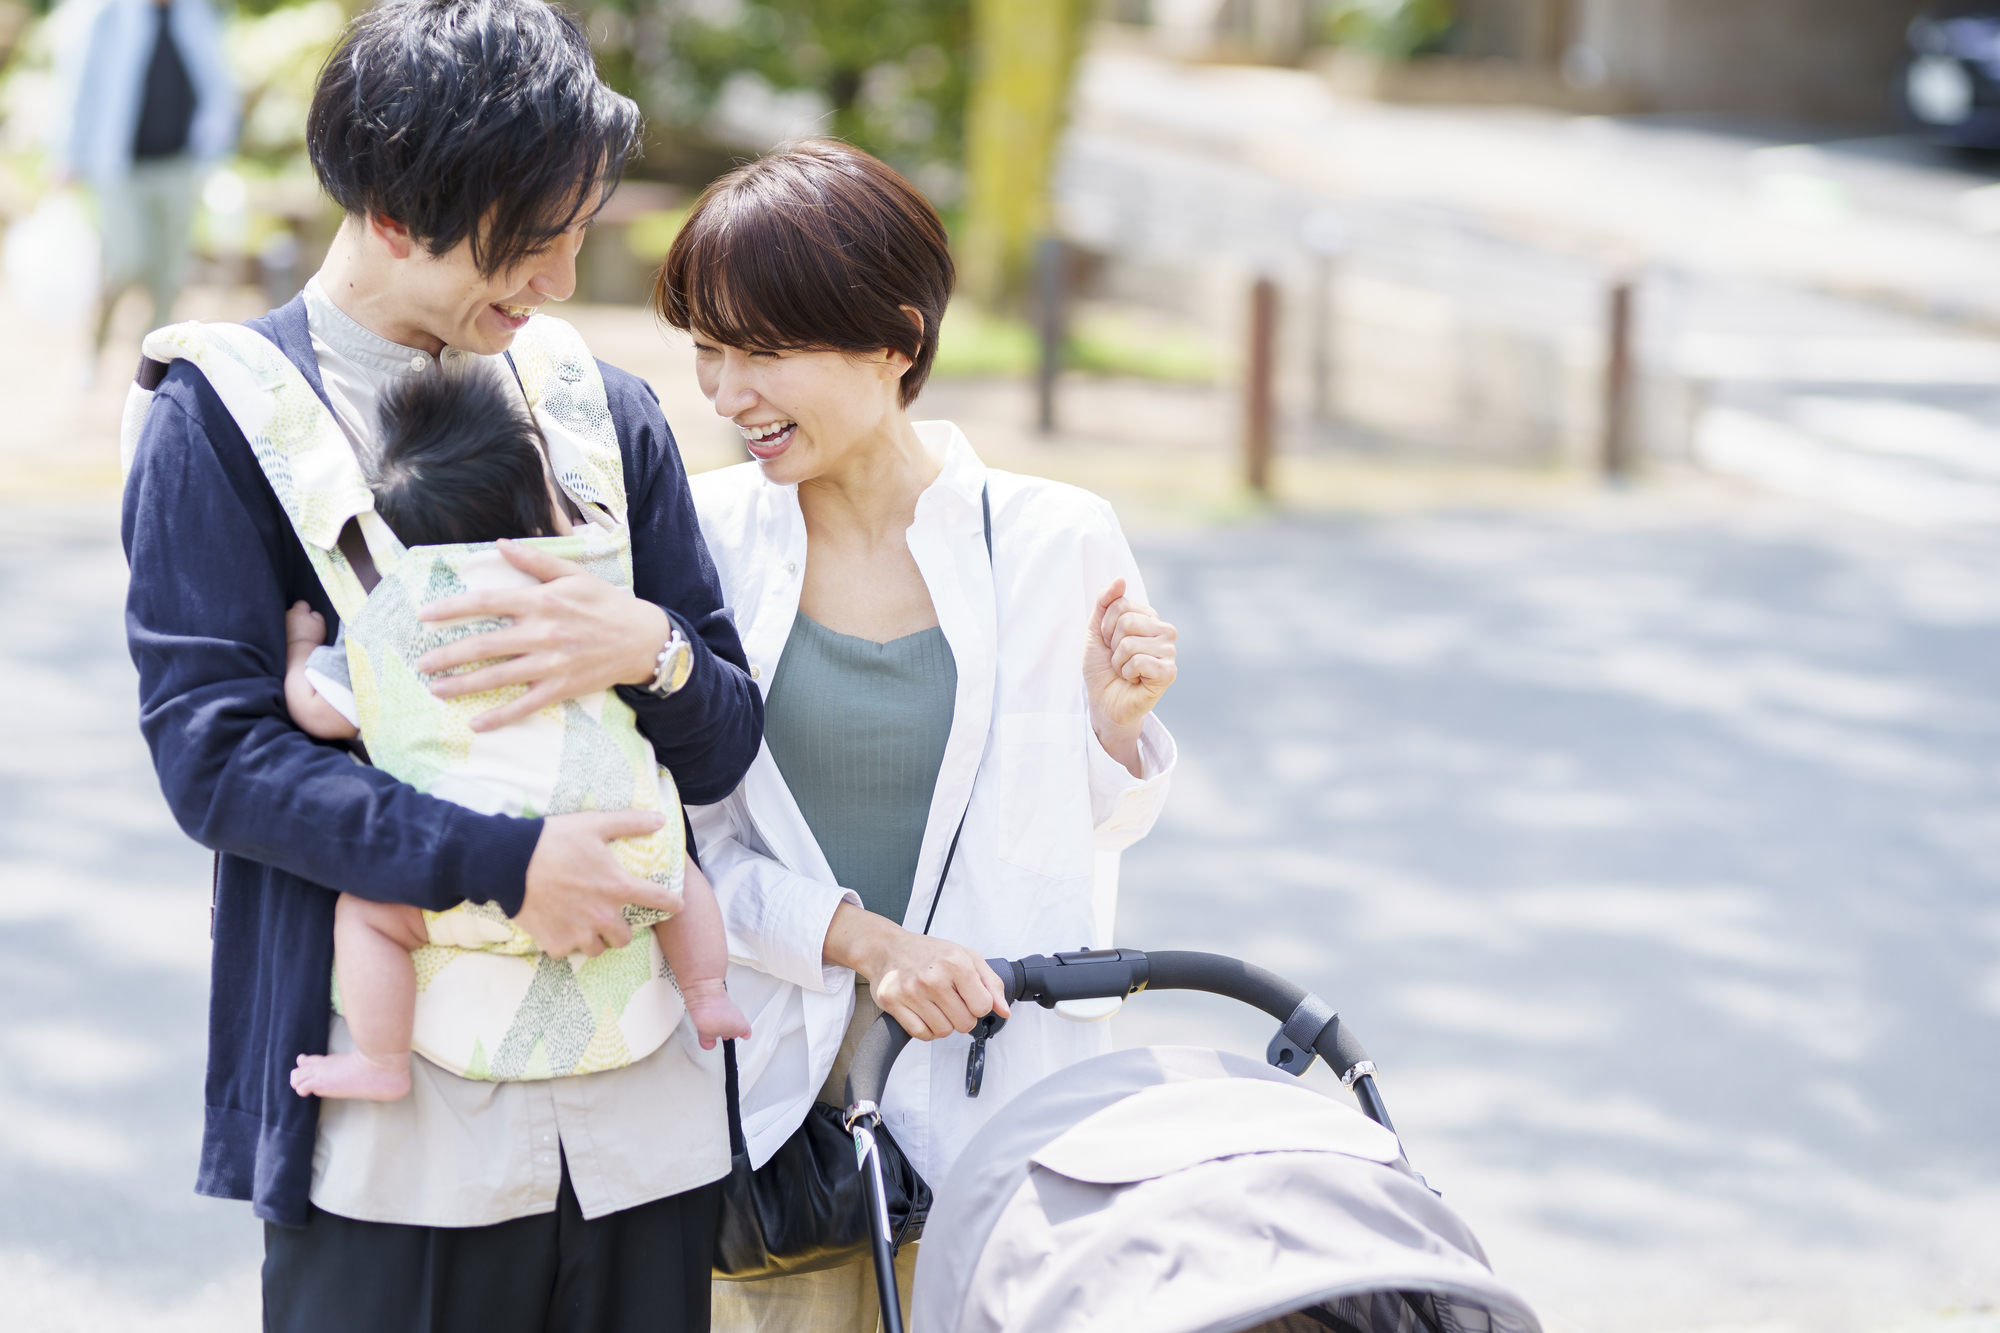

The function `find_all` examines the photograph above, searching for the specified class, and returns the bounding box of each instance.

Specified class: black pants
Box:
[263,1162,721,1333]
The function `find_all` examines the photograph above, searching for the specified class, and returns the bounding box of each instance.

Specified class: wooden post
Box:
[1035,236,1064,435]
[1535,0,1574,66]
[1246,275,1278,493]
[1602,276,1636,482]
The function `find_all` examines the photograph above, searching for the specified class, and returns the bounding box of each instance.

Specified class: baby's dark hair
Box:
[369,372,558,547]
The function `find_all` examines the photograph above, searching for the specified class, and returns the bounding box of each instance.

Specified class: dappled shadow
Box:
[12,495,2000,1330]
[1113,502,2000,1331]
[0,506,260,1322]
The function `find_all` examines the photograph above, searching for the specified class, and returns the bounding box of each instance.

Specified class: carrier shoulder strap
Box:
[129,321,395,621]
[125,314,634,616]
[504,315,631,528]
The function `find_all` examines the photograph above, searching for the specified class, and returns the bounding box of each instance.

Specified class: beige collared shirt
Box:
[299,277,729,1227]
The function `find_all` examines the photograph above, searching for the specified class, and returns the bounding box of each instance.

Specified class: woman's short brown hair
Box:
[653,139,954,406]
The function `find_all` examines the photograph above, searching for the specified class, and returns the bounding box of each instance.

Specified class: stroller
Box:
[840,948,1542,1333]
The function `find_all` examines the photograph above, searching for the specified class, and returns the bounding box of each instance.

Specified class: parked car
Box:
[1905,5,2000,147]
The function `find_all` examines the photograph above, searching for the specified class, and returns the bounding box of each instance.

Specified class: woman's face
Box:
[692,333,911,486]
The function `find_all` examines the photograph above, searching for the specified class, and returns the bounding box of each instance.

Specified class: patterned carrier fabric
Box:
[137,316,687,1081]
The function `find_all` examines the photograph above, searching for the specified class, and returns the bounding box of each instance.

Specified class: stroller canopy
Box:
[912,1046,1541,1333]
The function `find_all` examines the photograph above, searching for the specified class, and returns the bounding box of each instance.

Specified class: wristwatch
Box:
[643,620,693,697]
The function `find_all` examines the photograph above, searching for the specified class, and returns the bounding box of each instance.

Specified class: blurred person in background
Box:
[51,0,235,379]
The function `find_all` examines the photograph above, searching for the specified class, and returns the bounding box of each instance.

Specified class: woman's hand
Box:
[415,540,672,732]
[1083,577,1177,776]
[823,902,1010,1041]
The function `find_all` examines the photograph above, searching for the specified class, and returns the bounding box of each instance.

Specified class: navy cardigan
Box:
[121,296,763,1226]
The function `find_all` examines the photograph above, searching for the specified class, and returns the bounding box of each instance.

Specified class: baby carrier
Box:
[125,315,688,1082]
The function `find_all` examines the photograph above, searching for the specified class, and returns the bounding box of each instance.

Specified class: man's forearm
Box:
[618,608,763,805]
[607,369,763,805]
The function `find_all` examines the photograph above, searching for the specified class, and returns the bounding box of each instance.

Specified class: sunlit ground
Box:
[1107,502,2000,1333]
[3,287,1996,1332]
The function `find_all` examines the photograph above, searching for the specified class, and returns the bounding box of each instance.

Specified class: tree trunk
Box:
[958,0,1088,310]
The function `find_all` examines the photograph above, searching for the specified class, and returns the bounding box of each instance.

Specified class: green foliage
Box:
[931,302,1218,384]
[1066,306,1216,384]
[932,301,1036,378]
[1320,0,1453,60]
[226,0,345,166]
[234,0,323,16]
[622,206,689,259]
[625,0,971,196]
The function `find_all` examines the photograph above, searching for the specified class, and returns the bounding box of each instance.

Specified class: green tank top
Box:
[762,611,959,925]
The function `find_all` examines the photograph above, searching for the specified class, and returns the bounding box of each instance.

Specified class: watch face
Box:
[654,639,693,696]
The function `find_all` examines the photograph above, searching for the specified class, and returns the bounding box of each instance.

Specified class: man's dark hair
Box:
[653,139,955,407]
[369,373,558,547]
[308,0,640,277]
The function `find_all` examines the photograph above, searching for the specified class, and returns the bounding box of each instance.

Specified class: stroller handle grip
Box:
[843,949,1376,1113]
[1144,951,1375,1088]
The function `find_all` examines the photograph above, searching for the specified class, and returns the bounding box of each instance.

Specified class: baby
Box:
[282,370,748,1102]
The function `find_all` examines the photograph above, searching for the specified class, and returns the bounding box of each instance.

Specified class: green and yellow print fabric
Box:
[136,317,688,1082]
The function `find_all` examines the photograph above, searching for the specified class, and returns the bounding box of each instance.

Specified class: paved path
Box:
[1111,501,2000,1333]
[6,488,1997,1332]
[0,504,258,1330]
[4,290,1996,1332]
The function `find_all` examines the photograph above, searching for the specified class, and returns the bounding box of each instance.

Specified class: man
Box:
[52,0,236,368]
[121,3,762,1329]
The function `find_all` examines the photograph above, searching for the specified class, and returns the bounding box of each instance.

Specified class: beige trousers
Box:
[710,1243,917,1333]
[711,984,920,1332]
[94,156,197,352]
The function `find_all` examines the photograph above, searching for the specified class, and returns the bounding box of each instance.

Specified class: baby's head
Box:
[369,372,558,547]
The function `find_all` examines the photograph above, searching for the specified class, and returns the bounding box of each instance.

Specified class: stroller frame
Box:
[840,948,1406,1333]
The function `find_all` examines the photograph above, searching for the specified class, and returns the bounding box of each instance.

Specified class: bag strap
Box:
[919,482,992,937]
[723,1034,749,1158]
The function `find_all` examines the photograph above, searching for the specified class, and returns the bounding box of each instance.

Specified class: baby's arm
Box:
[654,861,750,1049]
[284,602,360,740]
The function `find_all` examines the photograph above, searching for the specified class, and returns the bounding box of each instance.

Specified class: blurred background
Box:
[3,2,2000,1332]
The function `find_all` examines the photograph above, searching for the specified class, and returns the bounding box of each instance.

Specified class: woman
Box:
[662,140,1179,1330]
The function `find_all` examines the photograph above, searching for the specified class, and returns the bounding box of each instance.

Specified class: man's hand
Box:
[1083,578,1177,776]
[416,540,672,732]
[516,811,683,958]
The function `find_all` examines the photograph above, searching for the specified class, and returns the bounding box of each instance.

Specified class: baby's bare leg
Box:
[290,894,428,1101]
[654,863,750,1050]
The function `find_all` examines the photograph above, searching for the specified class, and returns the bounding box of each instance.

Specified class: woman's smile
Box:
[739,418,798,460]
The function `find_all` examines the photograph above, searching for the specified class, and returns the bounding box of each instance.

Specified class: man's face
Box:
[394,219,589,356]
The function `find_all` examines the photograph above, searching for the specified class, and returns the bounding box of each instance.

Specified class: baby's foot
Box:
[680,981,751,1051]
[290,1049,412,1101]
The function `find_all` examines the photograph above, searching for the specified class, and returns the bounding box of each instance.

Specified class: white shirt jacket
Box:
[688,423,1176,1184]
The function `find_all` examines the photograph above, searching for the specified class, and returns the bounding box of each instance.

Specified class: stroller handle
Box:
[842,949,1382,1127]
